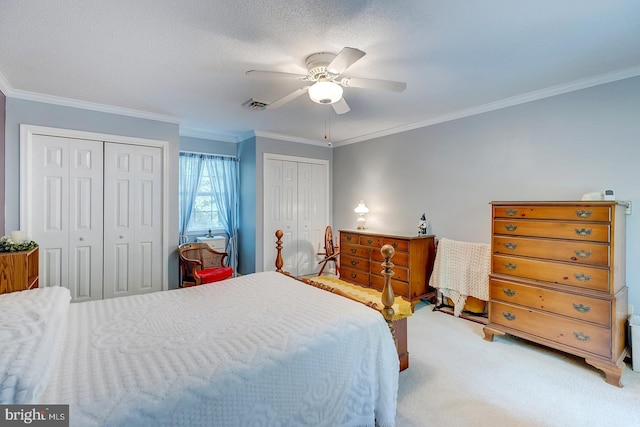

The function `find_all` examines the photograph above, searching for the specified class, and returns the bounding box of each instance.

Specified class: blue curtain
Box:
[178,153,203,244]
[205,155,240,274]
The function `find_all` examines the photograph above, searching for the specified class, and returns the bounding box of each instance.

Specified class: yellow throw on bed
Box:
[312,276,413,320]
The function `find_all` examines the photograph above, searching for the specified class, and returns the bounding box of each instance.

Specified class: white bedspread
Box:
[429,238,491,316]
[40,271,399,426]
[0,286,71,404]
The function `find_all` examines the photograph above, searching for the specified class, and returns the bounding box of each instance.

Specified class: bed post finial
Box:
[275,230,284,272]
[380,244,397,347]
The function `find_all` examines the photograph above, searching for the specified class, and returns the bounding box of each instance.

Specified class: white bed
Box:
[1,271,399,426]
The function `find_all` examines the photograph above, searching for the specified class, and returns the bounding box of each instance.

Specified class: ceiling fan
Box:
[246,47,406,115]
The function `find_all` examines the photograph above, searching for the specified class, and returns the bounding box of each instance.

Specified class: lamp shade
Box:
[308,81,343,104]
[354,200,369,214]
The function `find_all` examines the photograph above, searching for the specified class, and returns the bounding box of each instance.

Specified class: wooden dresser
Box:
[0,247,39,294]
[483,201,628,386]
[339,230,436,305]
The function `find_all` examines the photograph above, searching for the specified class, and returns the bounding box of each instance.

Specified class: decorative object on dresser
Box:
[430,238,490,323]
[483,201,629,387]
[340,229,436,306]
[0,247,39,294]
[354,200,370,229]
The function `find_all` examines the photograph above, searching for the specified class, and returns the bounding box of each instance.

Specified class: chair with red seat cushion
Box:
[178,242,234,287]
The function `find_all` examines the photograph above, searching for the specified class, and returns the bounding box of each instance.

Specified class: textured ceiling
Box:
[1,1,639,145]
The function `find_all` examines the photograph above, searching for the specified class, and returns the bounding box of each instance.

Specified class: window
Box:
[187,164,223,232]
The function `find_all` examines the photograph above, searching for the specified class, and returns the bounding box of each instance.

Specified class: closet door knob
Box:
[119,235,124,239]
[79,237,85,241]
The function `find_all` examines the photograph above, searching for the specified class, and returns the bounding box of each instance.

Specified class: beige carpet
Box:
[396,302,640,426]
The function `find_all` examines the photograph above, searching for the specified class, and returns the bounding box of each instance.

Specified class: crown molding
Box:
[4,84,182,124]
[0,71,12,95]
[254,130,327,146]
[179,127,256,143]
[333,65,640,147]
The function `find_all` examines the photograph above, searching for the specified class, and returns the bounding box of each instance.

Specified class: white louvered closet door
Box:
[29,135,104,301]
[103,143,163,298]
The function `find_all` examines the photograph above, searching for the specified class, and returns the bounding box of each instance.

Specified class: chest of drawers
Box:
[483,201,628,386]
[339,230,436,305]
[0,247,39,294]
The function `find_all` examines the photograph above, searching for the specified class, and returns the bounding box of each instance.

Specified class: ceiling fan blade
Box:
[331,97,350,115]
[326,47,366,76]
[266,86,310,109]
[246,70,307,80]
[339,76,406,92]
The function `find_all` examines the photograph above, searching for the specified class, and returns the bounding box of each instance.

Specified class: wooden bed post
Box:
[275,230,284,272]
[380,244,397,347]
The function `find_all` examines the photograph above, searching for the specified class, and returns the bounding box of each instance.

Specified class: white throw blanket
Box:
[429,238,491,316]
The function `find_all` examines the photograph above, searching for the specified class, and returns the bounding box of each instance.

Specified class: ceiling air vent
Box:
[242,98,269,111]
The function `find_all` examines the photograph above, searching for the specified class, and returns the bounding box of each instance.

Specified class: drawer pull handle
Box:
[504,224,518,232]
[504,262,517,271]
[350,260,358,266]
[505,209,518,216]
[574,249,592,259]
[503,312,516,321]
[392,242,398,248]
[350,248,357,254]
[574,273,592,282]
[367,239,373,244]
[504,242,518,250]
[575,210,593,219]
[503,288,516,297]
[350,273,357,279]
[573,332,590,342]
[346,236,352,241]
[573,303,591,313]
[575,228,592,237]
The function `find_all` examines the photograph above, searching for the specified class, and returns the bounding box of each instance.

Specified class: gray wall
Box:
[333,75,640,310]
[4,98,181,288]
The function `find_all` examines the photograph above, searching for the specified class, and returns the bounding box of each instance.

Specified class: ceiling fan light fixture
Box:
[308,81,343,104]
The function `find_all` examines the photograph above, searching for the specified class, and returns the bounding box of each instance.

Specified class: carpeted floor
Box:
[396,302,640,426]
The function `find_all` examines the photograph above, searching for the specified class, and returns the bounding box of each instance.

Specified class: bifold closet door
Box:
[263,158,328,276]
[103,143,162,298]
[264,159,298,275]
[29,135,104,302]
[297,162,327,275]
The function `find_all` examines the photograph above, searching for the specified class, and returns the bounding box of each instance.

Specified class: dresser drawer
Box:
[341,243,370,259]
[489,301,611,358]
[492,255,610,292]
[341,232,360,245]
[494,219,610,242]
[360,235,383,247]
[494,205,611,222]
[370,274,410,299]
[340,254,369,272]
[371,249,409,267]
[382,238,410,252]
[340,266,370,287]
[493,236,610,266]
[371,264,409,282]
[490,277,611,327]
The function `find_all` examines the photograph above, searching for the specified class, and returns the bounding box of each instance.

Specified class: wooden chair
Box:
[178,242,233,287]
[317,226,340,276]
